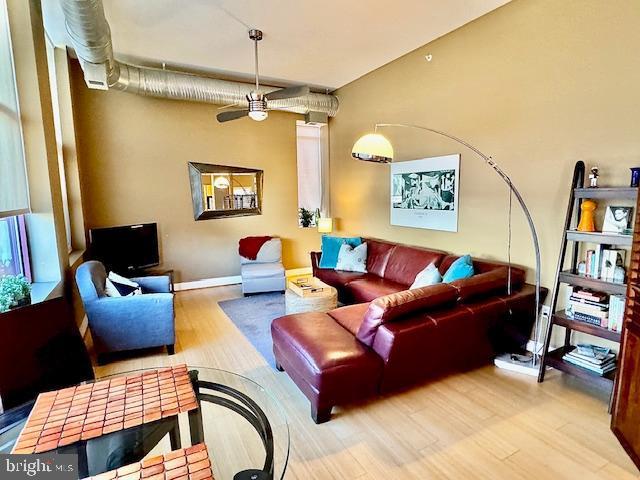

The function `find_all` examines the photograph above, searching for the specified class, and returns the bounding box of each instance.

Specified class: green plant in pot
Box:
[0,275,32,313]
[299,208,315,227]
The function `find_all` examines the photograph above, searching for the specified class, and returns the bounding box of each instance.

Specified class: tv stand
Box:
[129,267,175,293]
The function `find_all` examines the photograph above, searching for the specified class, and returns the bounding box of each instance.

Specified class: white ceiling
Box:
[42,0,510,90]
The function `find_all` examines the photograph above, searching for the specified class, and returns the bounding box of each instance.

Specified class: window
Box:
[296,122,330,227]
[0,0,29,218]
[0,215,30,280]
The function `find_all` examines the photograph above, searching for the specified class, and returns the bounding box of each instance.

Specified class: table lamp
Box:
[317,217,333,234]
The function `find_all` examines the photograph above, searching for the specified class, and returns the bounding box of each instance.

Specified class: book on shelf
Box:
[575,343,612,360]
[563,346,617,376]
[571,289,608,302]
[571,304,608,318]
[573,311,608,327]
[601,248,626,282]
[563,355,616,375]
[608,295,625,333]
[570,296,608,309]
[592,244,605,279]
[585,250,594,277]
[570,298,608,311]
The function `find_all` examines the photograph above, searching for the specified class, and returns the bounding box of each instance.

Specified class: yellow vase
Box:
[577,199,597,232]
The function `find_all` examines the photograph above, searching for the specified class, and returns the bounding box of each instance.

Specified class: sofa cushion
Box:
[371,305,471,392]
[328,303,370,336]
[314,268,367,291]
[442,254,475,283]
[362,238,396,277]
[319,235,362,269]
[383,245,446,286]
[240,262,285,279]
[356,283,459,347]
[271,312,382,396]
[345,276,407,304]
[451,267,525,303]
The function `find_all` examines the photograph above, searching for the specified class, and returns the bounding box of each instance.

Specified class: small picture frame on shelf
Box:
[602,206,633,235]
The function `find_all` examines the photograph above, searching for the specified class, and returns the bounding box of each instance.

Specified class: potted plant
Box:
[0,275,32,313]
[299,208,315,228]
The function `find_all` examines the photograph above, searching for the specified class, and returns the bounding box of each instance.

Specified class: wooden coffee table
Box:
[285,277,338,314]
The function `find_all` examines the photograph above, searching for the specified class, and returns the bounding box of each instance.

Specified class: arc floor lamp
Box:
[351,123,542,375]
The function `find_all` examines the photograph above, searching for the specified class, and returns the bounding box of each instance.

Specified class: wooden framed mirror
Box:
[188,162,263,220]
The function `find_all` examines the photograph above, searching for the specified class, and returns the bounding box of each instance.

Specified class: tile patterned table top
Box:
[84,443,214,480]
[12,365,198,454]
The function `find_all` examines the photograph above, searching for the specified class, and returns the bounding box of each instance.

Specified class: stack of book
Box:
[566,287,609,327]
[563,344,616,376]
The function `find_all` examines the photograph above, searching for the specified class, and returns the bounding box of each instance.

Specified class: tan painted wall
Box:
[329,0,640,297]
[70,61,319,283]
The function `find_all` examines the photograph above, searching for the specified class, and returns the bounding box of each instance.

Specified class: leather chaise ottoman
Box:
[271,262,545,423]
[271,311,383,423]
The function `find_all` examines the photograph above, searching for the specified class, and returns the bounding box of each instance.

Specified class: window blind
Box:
[296,124,323,214]
[0,0,29,218]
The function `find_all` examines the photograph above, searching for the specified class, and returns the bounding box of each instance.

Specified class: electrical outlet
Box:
[540,305,551,321]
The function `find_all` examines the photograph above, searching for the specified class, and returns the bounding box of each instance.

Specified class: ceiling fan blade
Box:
[216,110,249,122]
[217,102,239,110]
[265,85,310,101]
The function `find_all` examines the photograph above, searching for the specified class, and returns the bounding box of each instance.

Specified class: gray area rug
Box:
[218,292,285,367]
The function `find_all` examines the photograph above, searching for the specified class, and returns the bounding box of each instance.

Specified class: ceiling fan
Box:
[216,29,310,123]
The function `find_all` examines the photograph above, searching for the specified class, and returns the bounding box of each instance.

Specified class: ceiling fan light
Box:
[248,110,268,122]
[351,133,394,163]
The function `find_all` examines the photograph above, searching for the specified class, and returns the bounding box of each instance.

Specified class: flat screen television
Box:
[89,223,160,273]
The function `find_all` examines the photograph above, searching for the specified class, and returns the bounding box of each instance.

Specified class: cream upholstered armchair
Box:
[240,237,286,295]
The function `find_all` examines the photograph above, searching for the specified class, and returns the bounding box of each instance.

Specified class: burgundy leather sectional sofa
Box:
[271,238,544,423]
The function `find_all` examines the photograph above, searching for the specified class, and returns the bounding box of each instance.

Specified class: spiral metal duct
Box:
[59,0,339,116]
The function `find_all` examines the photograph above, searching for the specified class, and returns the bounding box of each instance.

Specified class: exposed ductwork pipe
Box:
[59,0,339,116]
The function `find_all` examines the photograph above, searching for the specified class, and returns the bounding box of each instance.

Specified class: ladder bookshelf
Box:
[538,161,638,391]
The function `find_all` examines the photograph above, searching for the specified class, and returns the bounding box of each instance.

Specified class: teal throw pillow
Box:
[442,255,475,283]
[319,235,362,269]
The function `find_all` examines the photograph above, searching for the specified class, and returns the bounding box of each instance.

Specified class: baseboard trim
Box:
[175,275,242,291]
[174,267,314,292]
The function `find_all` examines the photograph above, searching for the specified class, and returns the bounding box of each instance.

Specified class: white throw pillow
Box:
[105,271,142,297]
[104,278,122,297]
[410,262,442,289]
[335,242,368,273]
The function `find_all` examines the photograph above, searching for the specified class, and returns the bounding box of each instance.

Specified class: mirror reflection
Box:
[201,172,258,211]
[188,162,263,220]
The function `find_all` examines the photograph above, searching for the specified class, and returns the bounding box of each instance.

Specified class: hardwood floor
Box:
[95,286,639,479]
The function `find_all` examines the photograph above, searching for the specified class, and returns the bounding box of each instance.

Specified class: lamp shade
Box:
[214,176,230,189]
[317,217,333,233]
[351,133,394,163]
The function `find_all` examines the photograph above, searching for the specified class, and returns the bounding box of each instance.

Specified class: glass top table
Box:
[0,367,289,480]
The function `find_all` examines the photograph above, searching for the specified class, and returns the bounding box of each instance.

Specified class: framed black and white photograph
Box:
[602,205,633,234]
[390,154,460,232]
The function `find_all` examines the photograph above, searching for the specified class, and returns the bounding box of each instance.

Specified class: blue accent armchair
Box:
[75,261,175,362]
